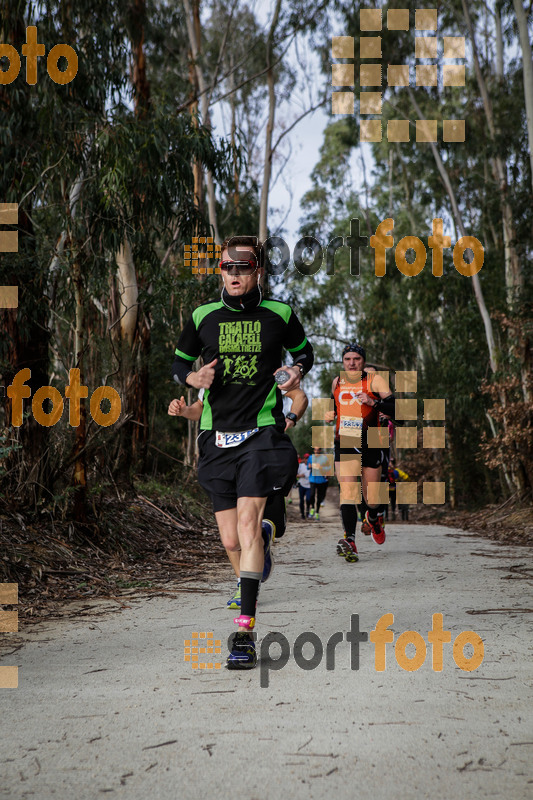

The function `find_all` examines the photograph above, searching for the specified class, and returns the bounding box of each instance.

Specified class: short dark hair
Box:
[221,235,264,268]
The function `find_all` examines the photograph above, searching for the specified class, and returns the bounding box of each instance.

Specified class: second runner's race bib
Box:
[339,416,363,446]
[215,428,260,448]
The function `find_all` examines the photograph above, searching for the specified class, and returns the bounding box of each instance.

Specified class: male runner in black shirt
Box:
[172,235,313,669]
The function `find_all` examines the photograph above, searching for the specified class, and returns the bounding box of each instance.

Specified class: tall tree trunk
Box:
[182,0,220,243]
[461,0,522,308]
[512,0,533,194]
[409,89,497,373]
[0,6,50,503]
[230,54,240,216]
[494,1,504,80]
[116,0,152,474]
[71,256,87,522]
[259,0,282,244]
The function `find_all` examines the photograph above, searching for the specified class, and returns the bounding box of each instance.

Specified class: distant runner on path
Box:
[325,343,396,563]
[171,235,313,669]
[307,446,330,521]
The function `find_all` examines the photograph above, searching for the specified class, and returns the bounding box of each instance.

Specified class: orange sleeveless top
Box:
[333,371,379,439]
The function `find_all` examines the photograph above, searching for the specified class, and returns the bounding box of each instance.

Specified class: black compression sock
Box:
[240,572,261,617]
[367,508,379,522]
[340,504,358,538]
[264,493,287,539]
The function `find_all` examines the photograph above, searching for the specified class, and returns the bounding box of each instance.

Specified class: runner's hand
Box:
[356,391,376,407]
[188,358,218,389]
[284,417,296,431]
[275,364,300,391]
[168,396,186,416]
[324,410,335,423]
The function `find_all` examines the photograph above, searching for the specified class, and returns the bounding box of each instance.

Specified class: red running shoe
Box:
[361,519,371,536]
[366,511,386,545]
[336,536,359,562]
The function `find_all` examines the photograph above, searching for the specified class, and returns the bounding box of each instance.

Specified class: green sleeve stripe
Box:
[193,301,224,328]
[288,337,308,353]
[175,348,196,361]
[256,383,277,427]
[260,299,292,323]
[200,389,213,430]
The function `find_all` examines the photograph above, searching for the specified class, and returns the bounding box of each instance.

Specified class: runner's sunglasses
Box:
[219,259,258,275]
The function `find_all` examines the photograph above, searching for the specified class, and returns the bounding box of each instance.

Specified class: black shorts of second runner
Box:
[198,426,298,513]
[334,438,384,469]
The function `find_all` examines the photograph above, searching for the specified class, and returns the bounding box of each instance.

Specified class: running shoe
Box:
[226,631,257,669]
[261,521,274,582]
[309,508,315,518]
[336,536,358,562]
[227,580,241,608]
[315,513,320,521]
[366,511,386,545]
[361,519,371,536]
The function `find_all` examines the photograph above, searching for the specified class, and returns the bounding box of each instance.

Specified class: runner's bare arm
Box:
[285,388,308,420]
[168,397,203,420]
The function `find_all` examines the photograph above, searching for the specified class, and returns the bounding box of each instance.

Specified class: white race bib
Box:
[215,428,259,448]
[339,416,363,446]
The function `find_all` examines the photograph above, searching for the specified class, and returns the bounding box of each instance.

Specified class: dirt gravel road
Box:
[1,496,532,799]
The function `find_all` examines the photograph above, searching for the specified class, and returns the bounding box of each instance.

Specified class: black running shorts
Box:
[197,426,298,512]
[334,438,384,469]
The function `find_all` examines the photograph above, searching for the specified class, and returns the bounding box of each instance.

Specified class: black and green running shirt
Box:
[172,296,313,433]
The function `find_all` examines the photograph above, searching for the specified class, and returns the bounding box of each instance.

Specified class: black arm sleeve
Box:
[375,395,396,420]
[292,339,314,375]
[284,310,314,375]
[172,355,194,385]
[172,315,201,385]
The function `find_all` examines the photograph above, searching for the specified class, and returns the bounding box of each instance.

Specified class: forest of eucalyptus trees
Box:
[0,0,531,525]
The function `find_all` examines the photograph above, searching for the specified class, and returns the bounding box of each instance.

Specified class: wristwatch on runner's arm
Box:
[285,412,298,426]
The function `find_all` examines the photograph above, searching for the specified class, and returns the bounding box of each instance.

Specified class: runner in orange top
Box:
[325,343,396,562]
